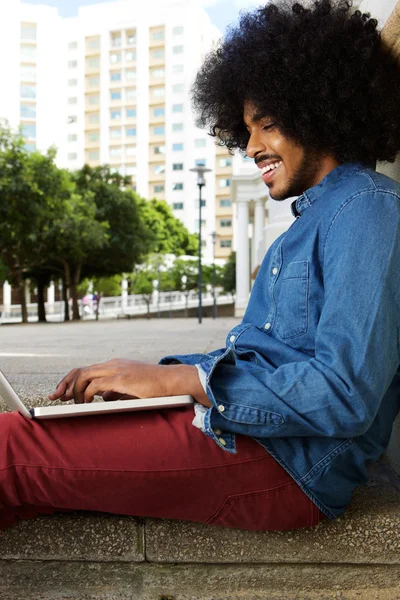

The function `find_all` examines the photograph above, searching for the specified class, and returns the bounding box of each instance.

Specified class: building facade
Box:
[0,0,235,268]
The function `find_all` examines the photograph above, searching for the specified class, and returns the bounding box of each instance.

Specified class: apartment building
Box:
[0,0,235,263]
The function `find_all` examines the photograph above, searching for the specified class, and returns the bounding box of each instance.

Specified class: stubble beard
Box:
[268,148,323,201]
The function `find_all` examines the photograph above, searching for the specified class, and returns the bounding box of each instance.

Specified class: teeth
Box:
[261,161,282,174]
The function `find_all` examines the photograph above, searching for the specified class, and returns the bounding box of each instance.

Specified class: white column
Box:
[3,281,11,311]
[25,279,31,306]
[121,278,128,313]
[264,196,295,253]
[235,198,250,317]
[47,281,55,305]
[253,197,267,267]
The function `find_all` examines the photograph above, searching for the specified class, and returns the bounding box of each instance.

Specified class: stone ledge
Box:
[0,562,400,600]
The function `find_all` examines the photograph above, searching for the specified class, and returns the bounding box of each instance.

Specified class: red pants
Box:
[0,408,324,531]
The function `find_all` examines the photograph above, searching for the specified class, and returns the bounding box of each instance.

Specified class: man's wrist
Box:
[163,364,212,407]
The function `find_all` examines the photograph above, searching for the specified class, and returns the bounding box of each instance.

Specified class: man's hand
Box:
[48,359,212,407]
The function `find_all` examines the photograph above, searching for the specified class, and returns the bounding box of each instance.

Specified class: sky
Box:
[21,0,262,33]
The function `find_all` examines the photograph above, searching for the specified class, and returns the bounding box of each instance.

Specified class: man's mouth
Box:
[261,160,283,183]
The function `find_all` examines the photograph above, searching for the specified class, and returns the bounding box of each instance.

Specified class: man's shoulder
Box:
[340,166,400,199]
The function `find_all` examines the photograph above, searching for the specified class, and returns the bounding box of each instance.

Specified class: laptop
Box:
[0,370,194,420]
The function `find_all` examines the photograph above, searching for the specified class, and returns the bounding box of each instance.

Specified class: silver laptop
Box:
[0,370,194,420]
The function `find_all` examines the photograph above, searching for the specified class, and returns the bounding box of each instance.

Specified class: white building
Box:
[0,0,236,266]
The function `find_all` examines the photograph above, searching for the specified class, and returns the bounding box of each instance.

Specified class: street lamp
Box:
[190,165,212,324]
[211,231,217,319]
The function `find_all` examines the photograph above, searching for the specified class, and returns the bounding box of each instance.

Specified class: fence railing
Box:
[1,290,234,324]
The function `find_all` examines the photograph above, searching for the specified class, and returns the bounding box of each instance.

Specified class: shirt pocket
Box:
[275,260,309,339]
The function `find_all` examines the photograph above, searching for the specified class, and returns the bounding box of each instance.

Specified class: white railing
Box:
[0,290,234,324]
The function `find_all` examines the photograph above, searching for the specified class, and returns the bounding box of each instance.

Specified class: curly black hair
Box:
[191,0,400,165]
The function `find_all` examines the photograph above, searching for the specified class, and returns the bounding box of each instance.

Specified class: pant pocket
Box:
[206,481,318,531]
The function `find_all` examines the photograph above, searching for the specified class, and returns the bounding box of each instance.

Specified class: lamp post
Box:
[211,231,217,319]
[190,165,212,324]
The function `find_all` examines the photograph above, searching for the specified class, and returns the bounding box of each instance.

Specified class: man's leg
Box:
[0,409,323,531]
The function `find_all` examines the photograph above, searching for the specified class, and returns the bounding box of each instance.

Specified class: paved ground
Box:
[0,317,239,407]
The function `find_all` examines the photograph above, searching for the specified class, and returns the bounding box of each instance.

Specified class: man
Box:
[1,0,399,531]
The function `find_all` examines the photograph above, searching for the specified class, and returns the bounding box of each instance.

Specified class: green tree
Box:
[131,266,156,318]
[221,251,236,299]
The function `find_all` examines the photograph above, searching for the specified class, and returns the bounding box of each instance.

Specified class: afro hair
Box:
[191,0,400,165]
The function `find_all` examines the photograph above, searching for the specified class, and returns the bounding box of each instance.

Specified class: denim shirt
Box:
[160,163,400,519]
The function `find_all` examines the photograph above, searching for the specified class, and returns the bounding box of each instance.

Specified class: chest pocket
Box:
[275,261,309,339]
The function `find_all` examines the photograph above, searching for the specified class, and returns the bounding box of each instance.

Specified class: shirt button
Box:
[272,267,278,275]
[214,428,222,435]
[218,437,227,446]
[264,322,271,330]
[218,404,225,412]
[229,335,235,343]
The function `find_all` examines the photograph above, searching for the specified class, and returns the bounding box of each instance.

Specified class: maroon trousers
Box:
[0,407,324,531]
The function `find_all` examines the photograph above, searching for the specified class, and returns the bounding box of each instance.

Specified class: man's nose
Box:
[246,131,266,159]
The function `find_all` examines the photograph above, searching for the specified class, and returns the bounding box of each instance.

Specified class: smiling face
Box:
[243,102,340,200]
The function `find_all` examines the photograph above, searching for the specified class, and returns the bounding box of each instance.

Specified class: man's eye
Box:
[263,123,275,131]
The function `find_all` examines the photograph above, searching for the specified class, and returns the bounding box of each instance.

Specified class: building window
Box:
[173,183,183,191]
[88,150,100,161]
[173,202,184,210]
[125,50,136,62]
[20,84,36,99]
[87,75,100,87]
[172,45,184,54]
[68,116,77,124]
[219,157,232,167]
[87,131,100,142]
[153,164,165,174]
[127,32,136,45]
[173,163,183,170]
[154,184,164,193]
[126,127,137,137]
[111,90,122,101]
[126,107,136,118]
[68,60,78,68]
[20,65,36,81]
[20,103,36,119]
[110,147,122,157]
[195,159,206,167]
[21,23,37,40]
[68,97,77,105]
[220,219,232,228]
[24,143,36,153]
[151,68,165,79]
[88,94,99,105]
[68,152,77,160]
[196,199,206,208]
[87,38,100,50]
[126,165,136,176]
[172,83,184,94]
[151,49,164,60]
[152,86,165,98]
[126,88,136,101]
[153,126,165,135]
[68,79,78,87]
[110,71,121,82]
[126,145,136,156]
[68,134,78,142]
[220,199,232,207]
[172,104,183,113]
[88,112,100,124]
[172,64,184,73]
[110,109,121,120]
[153,107,165,117]
[173,26,184,35]
[110,128,121,139]
[154,145,165,155]
[111,34,122,48]
[219,178,231,188]
[152,30,165,41]
[69,41,78,50]
[87,56,100,69]
[220,239,232,248]
[110,53,121,64]
[195,219,206,229]
[126,69,136,81]
[20,44,36,60]
[172,123,183,132]
[195,138,206,148]
[21,123,36,139]
[172,143,183,151]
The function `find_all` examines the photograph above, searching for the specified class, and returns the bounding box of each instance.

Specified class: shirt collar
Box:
[291,163,365,217]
